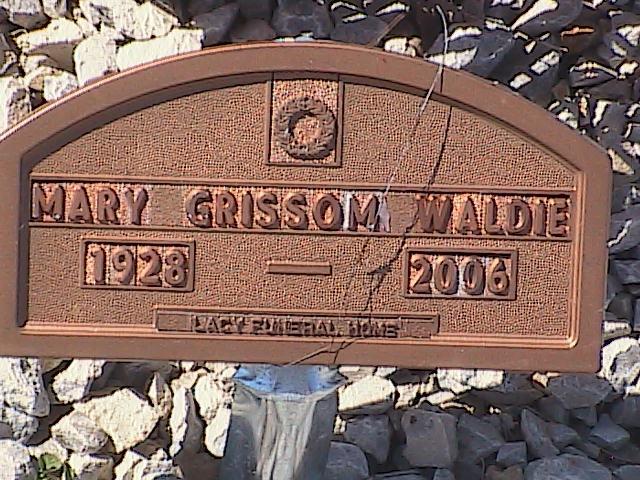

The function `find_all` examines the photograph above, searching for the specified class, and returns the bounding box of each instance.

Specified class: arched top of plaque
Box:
[0,43,610,371]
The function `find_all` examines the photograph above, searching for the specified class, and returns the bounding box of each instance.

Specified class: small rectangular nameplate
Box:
[155,308,439,340]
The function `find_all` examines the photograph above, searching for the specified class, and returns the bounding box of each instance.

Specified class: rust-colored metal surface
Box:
[0,43,611,371]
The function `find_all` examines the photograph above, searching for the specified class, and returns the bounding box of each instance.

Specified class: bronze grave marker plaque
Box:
[0,43,610,371]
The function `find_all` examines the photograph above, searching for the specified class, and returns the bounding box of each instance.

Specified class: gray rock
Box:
[547,423,579,448]
[457,413,505,462]
[611,259,640,284]
[324,442,369,480]
[237,0,272,20]
[401,409,457,468]
[229,19,276,42]
[536,396,570,424]
[521,409,559,458]
[0,358,49,417]
[611,396,640,428]
[186,0,225,18]
[590,413,630,450]
[525,454,612,480]
[571,407,597,427]
[509,0,582,36]
[0,439,37,480]
[547,374,612,409]
[53,359,106,404]
[475,374,543,406]
[343,415,391,464]
[331,16,387,45]
[497,442,527,467]
[486,465,524,480]
[614,465,640,480]
[192,3,239,47]
[51,411,108,454]
[433,470,456,480]
[371,472,426,480]
[272,0,332,39]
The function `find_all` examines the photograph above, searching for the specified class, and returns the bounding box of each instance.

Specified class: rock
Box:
[115,28,203,71]
[0,405,38,443]
[237,0,272,20]
[509,0,582,36]
[524,454,612,480]
[53,359,106,404]
[74,33,118,85]
[0,32,19,76]
[536,396,570,424]
[43,70,78,101]
[43,0,66,18]
[147,372,172,420]
[371,473,426,480]
[497,442,527,467]
[22,57,63,91]
[0,439,37,479]
[75,389,160,453]
[401,409,457,468]
[571,406,597,427]
[614,465,640,480]
[191,3,239,46]
[433,471,455,480]
[547,422,579,448]
[170,370,206,391]
[193,373,228,422]
[589,413,630,450]
[114,449,182,480]
[0,358,49,417]
[383,37,420,57]
[520,409,558,459]
[229,19,276,42]
[51,411,108,454]
[324,442,369,480]
[169,387,203,457]
[28,438,69,463]
[186,0,225,18]
[15,18,84,71]
[272,0,332,39]
[547,374,612,409]
[611,259,640,284]
[67,453,114,480]
[604,320,632,341]
[331,15,387,45]
[203,406,231,457]
[343,415,391,463]
[338,375,395,414]
[486,465,524,480]
[0,0,47,28]
[611,396,640,428]
[475,374,543,406]
[80,0,178,40]
[457,413,505,463]
[437,368,504,394]
[599,337,640,393]
[338,366,376,383]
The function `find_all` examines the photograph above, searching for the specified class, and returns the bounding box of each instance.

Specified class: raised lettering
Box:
[313,193,342,231]
[68,186,93,223]
[549,198,569,237]
[256,192,279,229]
[124,188,148,225]
[186,190,212,228]
[484,198,503,235]
[32,184,64,221]
[532,200,547,236]
[96,188,120,224]
[348,195,379,231]
[284,193,308,230]
[215,191,238,228]
[240,192,254,228]
[456,197,481,235]
[416,195,452,233]
[505,199,532,235]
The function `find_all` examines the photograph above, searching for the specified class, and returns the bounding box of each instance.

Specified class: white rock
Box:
[204,406,231,457]
[115,28,203,72]
[73,33,117,86]
[204,362,238,380]
[599,337,640,393]
[0,0,47,28]
[28,438,69,463]
[170,370,206,391]
[80,0,177,40]
[437,368,505,394]
[147,372,172,420]
[40,358,65,373]
[0,439,37,480]
[15,18,84,70]
[75,389,159,453]
[114,450,146,480]
[44,70,78,101]
[338,366,376,382]
[53,359,106,404]
[425,390,458,406]
[0,357,49,416]
[169,387,203,458]
[51,411,108,454]
[193,373,228,422]
[68,453,114,480]
[0,405,38,443]
[603,320,632,341]
[115,449,182,480]
[23,62,63,91]
[43,0,67,18]
[338,375,395,414]
[72,7,98,36]
[384,37,420,57]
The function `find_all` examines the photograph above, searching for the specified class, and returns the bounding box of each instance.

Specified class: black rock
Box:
[229,19,276,42]
[238,0,274,20]
[607,292,634,321]
[548,99,579,129]
[192,3,240,46]
[328,0,364,24]
[625,123,640,143]
[272,0,333,38]
[0,32,18,76]
[569,59,617,88]
[609,205,640,253]
[152,0,187,22]
[485,0,530,25]
[365,0,410,23]
[187,0,227,18]
[611,259,640,283]
[611,184,638,213]
[633,298,640,332]
[331,15,388,45]
[589,79,634,102]
[606,273,622,308]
